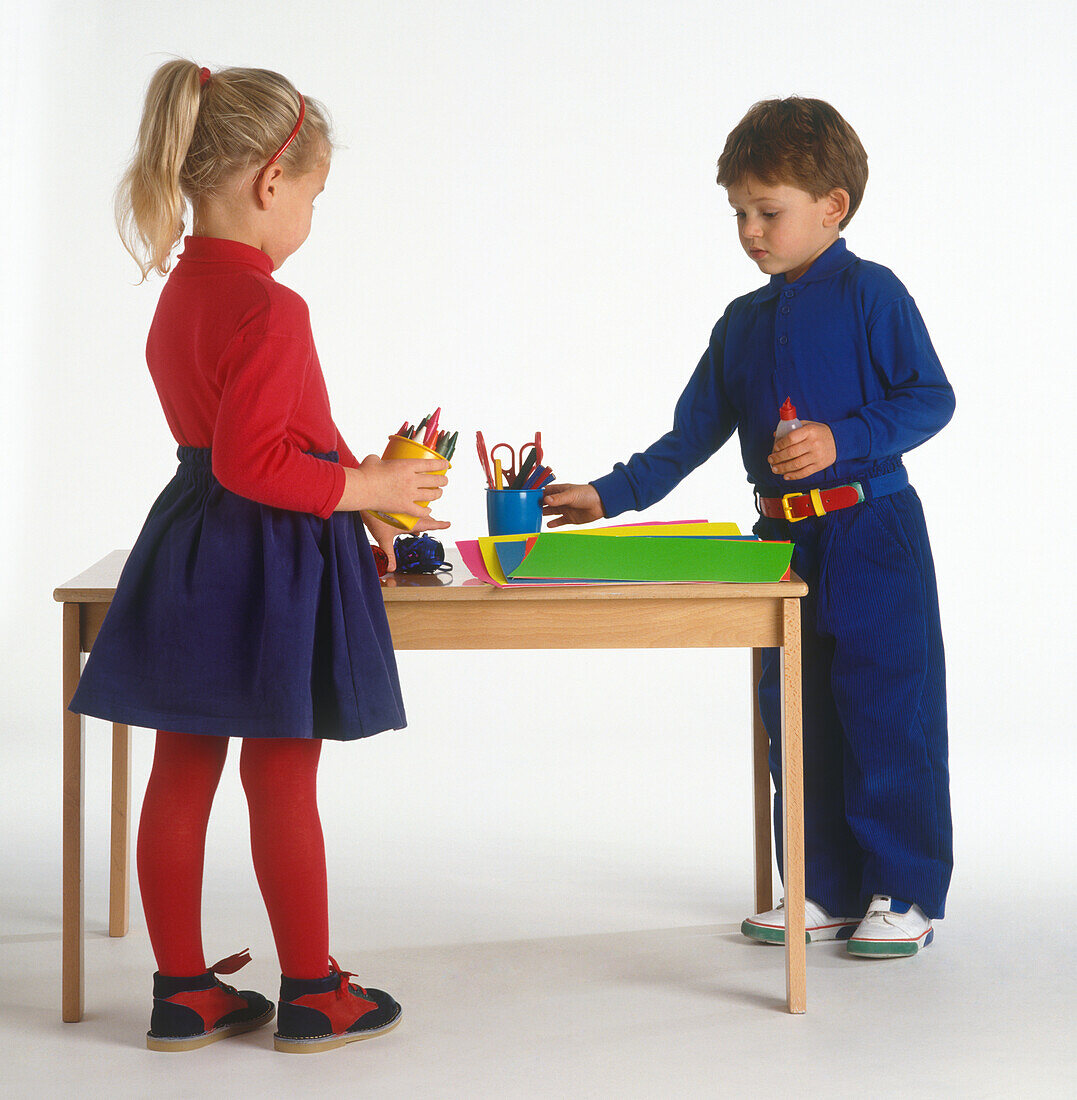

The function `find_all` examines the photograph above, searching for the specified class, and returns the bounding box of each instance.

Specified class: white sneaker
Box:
[847,895,934,958]
[741,898,860,945]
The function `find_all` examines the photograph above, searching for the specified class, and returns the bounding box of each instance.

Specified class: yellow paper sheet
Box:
[577,522,740,537]
[478,534,535,585]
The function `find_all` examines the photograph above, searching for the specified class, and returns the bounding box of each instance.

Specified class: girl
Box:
[70,59,449,1053]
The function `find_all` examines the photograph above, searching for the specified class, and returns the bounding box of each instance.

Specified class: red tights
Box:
[137,731,330,979]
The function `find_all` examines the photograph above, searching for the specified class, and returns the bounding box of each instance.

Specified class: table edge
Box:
[55,550,808,602]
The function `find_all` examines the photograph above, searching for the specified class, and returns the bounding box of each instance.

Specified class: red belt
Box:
[756,482,865,522]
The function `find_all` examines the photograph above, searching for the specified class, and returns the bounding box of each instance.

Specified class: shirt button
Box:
[779,335,788,345]
[783,289,795,298]
[781,305,790,315]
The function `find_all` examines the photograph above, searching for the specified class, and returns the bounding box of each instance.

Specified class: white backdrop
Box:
[2,1,1073,951]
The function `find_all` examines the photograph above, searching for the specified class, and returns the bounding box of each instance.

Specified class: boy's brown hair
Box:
[717,97,868,229]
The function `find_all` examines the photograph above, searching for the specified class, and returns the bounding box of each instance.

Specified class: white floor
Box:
[4,651,1076,1098]
[4,886,1075,1098]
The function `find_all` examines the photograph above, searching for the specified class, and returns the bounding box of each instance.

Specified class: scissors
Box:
[491,434,542,488]
[475,430,495,488]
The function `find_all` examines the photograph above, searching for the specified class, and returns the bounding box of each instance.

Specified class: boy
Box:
[543,98,954,957]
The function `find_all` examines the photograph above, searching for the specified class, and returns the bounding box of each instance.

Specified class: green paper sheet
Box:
[508,533,793,583]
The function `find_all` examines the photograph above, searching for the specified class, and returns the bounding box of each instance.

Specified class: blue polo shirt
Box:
[593,238,955,516]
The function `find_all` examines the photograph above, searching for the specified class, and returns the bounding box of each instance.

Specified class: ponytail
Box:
[116,60,202,279]
[116,59,333,279]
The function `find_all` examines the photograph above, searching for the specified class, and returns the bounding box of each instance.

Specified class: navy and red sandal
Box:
[274,956,401,1054]
[146,949,274,1052]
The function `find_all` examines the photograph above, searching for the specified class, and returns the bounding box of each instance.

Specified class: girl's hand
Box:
[361,511,402,571]
[767,421,836,481]
[541,482,605,527]
[362,508,451,573]
[338,456,449,519]
[408,514,452,532]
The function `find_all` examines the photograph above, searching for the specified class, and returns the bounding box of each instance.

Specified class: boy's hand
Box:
[541,482,605,527]
[768,421,836,481]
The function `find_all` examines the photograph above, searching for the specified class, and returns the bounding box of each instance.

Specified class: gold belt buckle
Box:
[781,492,805,522]
[781,489,826,522]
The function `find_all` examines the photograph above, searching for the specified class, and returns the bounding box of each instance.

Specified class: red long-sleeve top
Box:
[146,236,358,518]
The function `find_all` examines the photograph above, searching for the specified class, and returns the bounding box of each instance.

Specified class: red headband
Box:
[264,94,306,169]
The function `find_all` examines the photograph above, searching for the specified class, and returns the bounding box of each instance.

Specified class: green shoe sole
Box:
[740,920,811,945]
[847,927,933,958]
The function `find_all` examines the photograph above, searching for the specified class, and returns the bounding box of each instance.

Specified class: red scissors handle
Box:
[475,431,494,488]
[490,443,517,484]
[488,433,544,488]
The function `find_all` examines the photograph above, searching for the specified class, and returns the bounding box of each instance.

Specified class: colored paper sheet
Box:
[492,538,532,578]
[477,532,598,585]
[462,524,749,586]
[460,538,567,586]
[580,521,741,537]
[479,538,510,585]
[507,533,792,583]
[492,533,753,583]
[477,534,533,584]
[463,536,587,586]
[606,519,707,527]
[456,540,499,585]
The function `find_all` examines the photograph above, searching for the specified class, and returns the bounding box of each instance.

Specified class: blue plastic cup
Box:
[487,489,544,537]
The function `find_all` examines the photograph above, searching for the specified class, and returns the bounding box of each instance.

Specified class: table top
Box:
[55,547,806,604]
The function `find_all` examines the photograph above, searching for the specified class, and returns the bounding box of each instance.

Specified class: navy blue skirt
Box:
[70,448,406,740]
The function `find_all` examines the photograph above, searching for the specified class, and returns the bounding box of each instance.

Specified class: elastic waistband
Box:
[177,446,213,469]
[176,446,340,479]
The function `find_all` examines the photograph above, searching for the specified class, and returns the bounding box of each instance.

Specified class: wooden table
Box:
[55,549,808,1020]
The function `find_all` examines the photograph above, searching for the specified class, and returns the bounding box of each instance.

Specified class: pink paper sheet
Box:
[456,540,498,585]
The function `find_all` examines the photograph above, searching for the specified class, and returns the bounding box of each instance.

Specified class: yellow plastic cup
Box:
[368,434,451,531]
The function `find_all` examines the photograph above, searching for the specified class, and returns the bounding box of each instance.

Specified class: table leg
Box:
[62,604,84,1022]
[109,724,131,937]
[781,597,806,1013]
[750,648,773,913]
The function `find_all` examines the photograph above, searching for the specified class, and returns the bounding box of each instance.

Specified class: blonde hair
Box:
[116,59,333,278]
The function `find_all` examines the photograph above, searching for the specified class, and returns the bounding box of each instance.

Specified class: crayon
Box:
[423,407,442,449]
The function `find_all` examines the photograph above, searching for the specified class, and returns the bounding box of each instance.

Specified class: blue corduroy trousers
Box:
[755,486,952,919]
